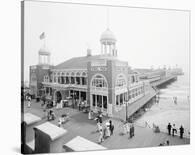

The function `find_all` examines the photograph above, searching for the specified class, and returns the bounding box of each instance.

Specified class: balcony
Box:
[42,82,87,90]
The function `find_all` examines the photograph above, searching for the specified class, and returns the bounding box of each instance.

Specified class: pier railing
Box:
[134,121,190,139]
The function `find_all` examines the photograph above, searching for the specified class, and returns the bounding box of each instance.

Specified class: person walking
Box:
[96,120,101,132]
[99,113,103,124]
[123,122,127,135]
[179,125,184,139]
[98,127,104,144]
[105,122,111,138]
[27,96,31,108]
[172,124,177,137]
[167,123,172,135]
[109,120,114,135]
[129,123,132,138]
[131,123,135,137]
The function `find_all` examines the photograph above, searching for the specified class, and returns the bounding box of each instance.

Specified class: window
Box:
[91,75,107,88]
[116,74,126,87]
[103,96,107,109]
[92,94,95,106]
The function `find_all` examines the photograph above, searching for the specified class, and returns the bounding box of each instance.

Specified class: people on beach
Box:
[172,124,177,136]
[167,123,172,135]
[179,125,184,139]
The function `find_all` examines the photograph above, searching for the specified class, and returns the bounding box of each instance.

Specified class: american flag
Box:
[39,32,45,40]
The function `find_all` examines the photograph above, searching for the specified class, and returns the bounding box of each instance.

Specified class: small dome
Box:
[100,28,116,42]
[39,47,50,55]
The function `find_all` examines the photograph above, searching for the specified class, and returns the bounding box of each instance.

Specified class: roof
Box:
[23,113,41,125]
[34,122,67,141]
[54,55,117,70]
[64,136,107,151]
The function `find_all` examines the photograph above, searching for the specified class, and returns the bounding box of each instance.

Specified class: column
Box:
[101,44,103,54]
[64,76,66,84]
[101,95,103,112]
[39,55,41,64]
[104,43,107,54]
[123,93,125,105]
[95,95,97,110]
[47,55,50,64]
[74,77,76,85]
[109,44,111,55]
[79,91,81,102]
[80,77,82,85]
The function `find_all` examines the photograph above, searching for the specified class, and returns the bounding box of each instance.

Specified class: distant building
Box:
[30,28,146,119]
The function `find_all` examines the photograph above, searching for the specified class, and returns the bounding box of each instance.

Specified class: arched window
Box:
[44,75,49,82]
[91,74,108,88]
[116,74,127,87]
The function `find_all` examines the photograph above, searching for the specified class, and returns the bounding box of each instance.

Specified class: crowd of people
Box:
[92,112,115,144]
[122,121,135,139]
[167,123,185,139]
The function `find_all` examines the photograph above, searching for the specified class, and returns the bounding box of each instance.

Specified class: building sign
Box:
[115,61,128,67]
[116,67,126,73]
[91,66,107,71]
[91,60,107,66]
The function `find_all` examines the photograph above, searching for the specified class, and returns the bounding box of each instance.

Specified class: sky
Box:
[23,1,190,83]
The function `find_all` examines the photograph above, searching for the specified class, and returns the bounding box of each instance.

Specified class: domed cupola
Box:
[100,28,117,57]
[100,28,117,43]
[38,46,50,65]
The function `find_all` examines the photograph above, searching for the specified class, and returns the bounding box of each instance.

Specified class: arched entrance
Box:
[55,91,62,103]
[90,74,108,114]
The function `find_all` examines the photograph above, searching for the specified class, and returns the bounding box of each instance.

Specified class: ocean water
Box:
[137,75,190,136]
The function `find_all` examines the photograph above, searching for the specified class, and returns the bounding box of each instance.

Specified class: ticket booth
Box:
[63,136,107,152]
[21,113,41,154]
[33,122,67,153]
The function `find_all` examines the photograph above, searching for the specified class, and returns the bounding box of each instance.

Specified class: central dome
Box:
[100,28,116,42]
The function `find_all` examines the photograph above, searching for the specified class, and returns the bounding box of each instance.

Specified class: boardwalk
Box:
[23,100,189,153]
[151,76,177,87]
[127,87,157,117]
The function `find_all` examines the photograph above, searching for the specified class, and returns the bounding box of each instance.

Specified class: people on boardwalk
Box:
[109,120,114,136]
[96,120,101,132]
[47,109,56,121]
[98,128,104,144]
[159,140,170,146]
[167,123,172,135]
[129,123,135,138]
[104,122,111,138]
[172,124,177,136]
[27,95,31,108]
[179,125,184,139]
[88,110,93,120]
[173,96,178,105]
[98,112,103,124]
[122,121,127,135]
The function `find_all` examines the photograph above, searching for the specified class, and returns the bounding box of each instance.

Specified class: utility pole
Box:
[125,92,129,122]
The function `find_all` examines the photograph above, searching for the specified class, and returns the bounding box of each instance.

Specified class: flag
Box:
[39,32,45,40]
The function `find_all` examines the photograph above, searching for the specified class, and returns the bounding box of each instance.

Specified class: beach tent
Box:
[63,136,107,152]
[33,122,67,153]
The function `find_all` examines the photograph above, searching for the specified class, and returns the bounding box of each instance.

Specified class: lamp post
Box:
[124,92,129,122]
[71,91,77,109]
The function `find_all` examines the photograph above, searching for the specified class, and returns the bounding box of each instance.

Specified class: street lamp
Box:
[71,91,77,109]
[124,92,129,122]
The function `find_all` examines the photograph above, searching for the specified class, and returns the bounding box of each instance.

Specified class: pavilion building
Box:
[30,28,146,119]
